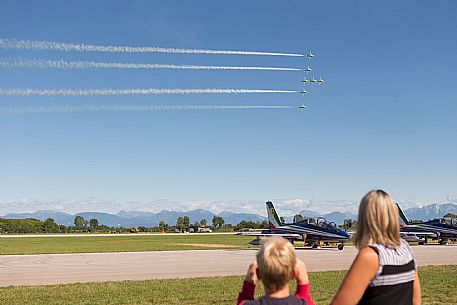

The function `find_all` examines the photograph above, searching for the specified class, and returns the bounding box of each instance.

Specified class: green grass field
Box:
[0,234,256,255]
[1,266,455,305]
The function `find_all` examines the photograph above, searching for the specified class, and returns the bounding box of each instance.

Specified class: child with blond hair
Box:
[237,237,315,305]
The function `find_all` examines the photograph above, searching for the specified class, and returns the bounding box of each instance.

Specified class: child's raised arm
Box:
[294,258,315,305]
[237,261,258,305]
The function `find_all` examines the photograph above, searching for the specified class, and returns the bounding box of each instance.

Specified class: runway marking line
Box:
[177,243,240,248]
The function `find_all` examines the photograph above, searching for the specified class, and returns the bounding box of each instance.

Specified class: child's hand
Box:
[244,261,259,284]
[295,258,310,285]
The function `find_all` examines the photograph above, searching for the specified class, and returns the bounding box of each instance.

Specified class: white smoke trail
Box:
[0,104,293,114]
[0,38,304,57]
[0,58,302,71]
[0,88,297,97]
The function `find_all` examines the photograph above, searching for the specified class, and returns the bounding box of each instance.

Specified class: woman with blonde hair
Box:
[331,190,421,305]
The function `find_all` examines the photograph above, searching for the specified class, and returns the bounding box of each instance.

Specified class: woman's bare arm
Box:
[413,272,422,305]
[330,247,379,305]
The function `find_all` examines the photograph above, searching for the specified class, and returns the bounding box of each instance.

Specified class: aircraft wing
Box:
[236,232,302,238]
[401,231,438,237]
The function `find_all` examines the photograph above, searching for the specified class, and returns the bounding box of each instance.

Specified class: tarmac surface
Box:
[1,245,456,287]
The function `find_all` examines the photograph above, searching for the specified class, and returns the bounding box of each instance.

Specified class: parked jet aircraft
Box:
[304,66,312,73]
[237,201,349,250]
[299,102,306,111]
[397,203,457,245]
[400,232,425,244]
[301,89,308,95]
[301,77,309,83]
[307,51,314,60]
[317,77,325,84]
[310,77,317,83]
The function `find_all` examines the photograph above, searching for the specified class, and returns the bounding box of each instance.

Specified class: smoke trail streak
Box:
[0,57,302,71]
[0,88,296,97]
[0,38,304,57]
[0,104,293,114]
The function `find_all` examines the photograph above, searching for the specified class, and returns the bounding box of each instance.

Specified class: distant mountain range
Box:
[2,209,265,227]
[403,203,457,221]
[2,203,456,227]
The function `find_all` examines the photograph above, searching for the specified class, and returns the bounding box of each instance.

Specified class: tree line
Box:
[0,217,64,234]
[0,216,113,234]
[1,212,365,234]
[0,215,270,234]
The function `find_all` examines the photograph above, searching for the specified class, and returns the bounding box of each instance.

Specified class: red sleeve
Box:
[237,280,256,305]
[295,283,315,305]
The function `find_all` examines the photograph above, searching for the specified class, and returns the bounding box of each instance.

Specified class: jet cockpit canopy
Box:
[440,217,457,226]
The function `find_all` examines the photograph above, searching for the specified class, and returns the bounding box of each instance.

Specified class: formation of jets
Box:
[299,51,324,110]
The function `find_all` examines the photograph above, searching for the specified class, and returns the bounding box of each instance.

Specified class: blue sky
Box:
[0,1,456,215]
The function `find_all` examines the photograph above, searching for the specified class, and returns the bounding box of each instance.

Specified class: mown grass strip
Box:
[0,234,255,255]
[0,266,455,305]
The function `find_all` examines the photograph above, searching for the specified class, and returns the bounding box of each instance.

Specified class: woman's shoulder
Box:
[357,246,379,266]
[359,246,379,256]
[362,242,383,255]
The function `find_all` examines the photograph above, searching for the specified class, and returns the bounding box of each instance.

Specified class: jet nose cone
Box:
[340,230,350,238]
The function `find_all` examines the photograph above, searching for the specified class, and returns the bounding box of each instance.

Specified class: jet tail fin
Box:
[266,201,282,228]
[396,203,410,226]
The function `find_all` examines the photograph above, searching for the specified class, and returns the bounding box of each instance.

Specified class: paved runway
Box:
[1,245,456,287]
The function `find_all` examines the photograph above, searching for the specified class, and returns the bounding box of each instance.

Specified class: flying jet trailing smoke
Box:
[0,88,297,97]
[0,38,304,57]
[0,58,303,72]
[0,104,293,115]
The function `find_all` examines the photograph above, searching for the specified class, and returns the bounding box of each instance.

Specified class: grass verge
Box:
[0,234,255,255]
[1,266,455,305]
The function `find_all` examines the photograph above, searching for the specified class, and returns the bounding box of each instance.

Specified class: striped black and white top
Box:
[358,239,417,305]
